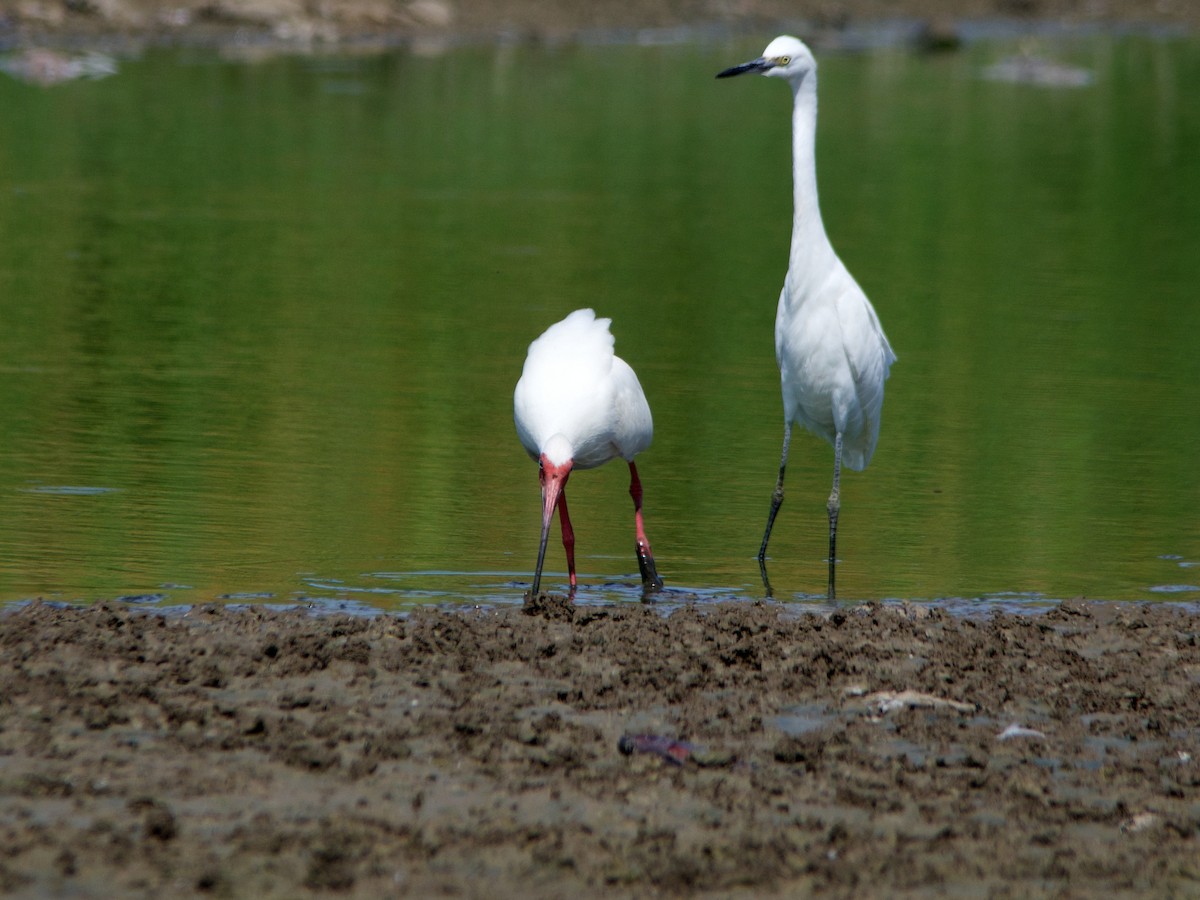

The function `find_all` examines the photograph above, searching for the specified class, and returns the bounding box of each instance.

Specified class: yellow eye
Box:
[779,56,791,64]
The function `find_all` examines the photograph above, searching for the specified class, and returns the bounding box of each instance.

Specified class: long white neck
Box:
[787,72,837,286]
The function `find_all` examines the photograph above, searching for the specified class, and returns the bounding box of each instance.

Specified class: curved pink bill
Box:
[530,457,573,597]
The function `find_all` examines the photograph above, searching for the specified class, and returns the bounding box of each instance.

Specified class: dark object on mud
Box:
[127,798,177,842]
[522,591,575,621]
[618,733,695,765]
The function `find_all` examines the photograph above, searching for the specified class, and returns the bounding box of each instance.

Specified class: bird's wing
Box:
[773,285,789,371]
[607,356,654,463]
[836,283,894,470]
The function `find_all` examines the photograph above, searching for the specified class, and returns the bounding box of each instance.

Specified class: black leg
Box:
[758,423,793,597]
[827,432,842,600]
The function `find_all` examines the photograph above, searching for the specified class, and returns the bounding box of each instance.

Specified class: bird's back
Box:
[514,309,653,469]
[777,263,895,471]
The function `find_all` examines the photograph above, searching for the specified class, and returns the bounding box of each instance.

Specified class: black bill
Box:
[716,58,774,78]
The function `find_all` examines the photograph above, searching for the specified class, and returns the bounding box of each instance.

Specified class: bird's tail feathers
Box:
[523,308,615,381]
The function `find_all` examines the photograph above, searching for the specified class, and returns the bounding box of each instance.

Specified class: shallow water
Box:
[1,35,1197,610]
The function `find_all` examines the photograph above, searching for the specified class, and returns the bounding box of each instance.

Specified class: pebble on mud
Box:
[127,799,177,842]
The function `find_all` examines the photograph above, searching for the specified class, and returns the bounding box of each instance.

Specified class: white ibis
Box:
[514,308,663,597]
[718,36,896,599]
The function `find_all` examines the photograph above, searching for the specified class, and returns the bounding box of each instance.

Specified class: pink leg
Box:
[557,489,577,590]
[628,462,663,594]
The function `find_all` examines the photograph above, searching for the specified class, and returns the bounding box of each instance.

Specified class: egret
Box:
[514,308,664,598]
[717,36,896,599]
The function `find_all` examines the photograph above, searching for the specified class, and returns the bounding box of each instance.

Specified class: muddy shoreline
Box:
[1,597,1198,896]
[1,0,1195,51]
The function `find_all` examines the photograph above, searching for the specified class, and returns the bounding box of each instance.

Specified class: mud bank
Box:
[0,0,1195,50]
[1,598,1198,896]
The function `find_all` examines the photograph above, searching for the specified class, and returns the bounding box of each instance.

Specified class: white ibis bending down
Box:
[718,36,896,600]
[514,308,664,597]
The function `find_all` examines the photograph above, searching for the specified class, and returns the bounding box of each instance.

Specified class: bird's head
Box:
[716,35,816,85]
[538,435,575,543]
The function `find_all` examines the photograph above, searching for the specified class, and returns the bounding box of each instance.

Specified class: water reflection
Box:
[0,37,1197,609]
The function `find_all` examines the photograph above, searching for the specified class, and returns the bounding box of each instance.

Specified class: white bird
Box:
[718,36,896,599]
[514,308,664,597]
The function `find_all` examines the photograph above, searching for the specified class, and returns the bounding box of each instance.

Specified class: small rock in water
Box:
[981,50,1092,88]
[0,49,117,86]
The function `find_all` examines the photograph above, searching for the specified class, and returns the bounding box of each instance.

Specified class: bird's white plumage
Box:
[513,308,663,596]
[513,308,653,470]
[761,36,896,470]
[777,259,894,471]
[718,34,896,597]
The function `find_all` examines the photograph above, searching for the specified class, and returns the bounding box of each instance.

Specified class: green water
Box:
[0,36,1197,609]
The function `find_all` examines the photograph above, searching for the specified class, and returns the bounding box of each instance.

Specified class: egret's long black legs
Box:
[758,423,793,597]
[827,432,843,601]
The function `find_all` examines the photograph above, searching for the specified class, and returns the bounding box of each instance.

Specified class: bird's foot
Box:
[758,556,775,599]
[636,542,664,596]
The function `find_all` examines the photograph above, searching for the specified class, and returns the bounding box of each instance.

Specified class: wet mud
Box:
[1,598,1198,896]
